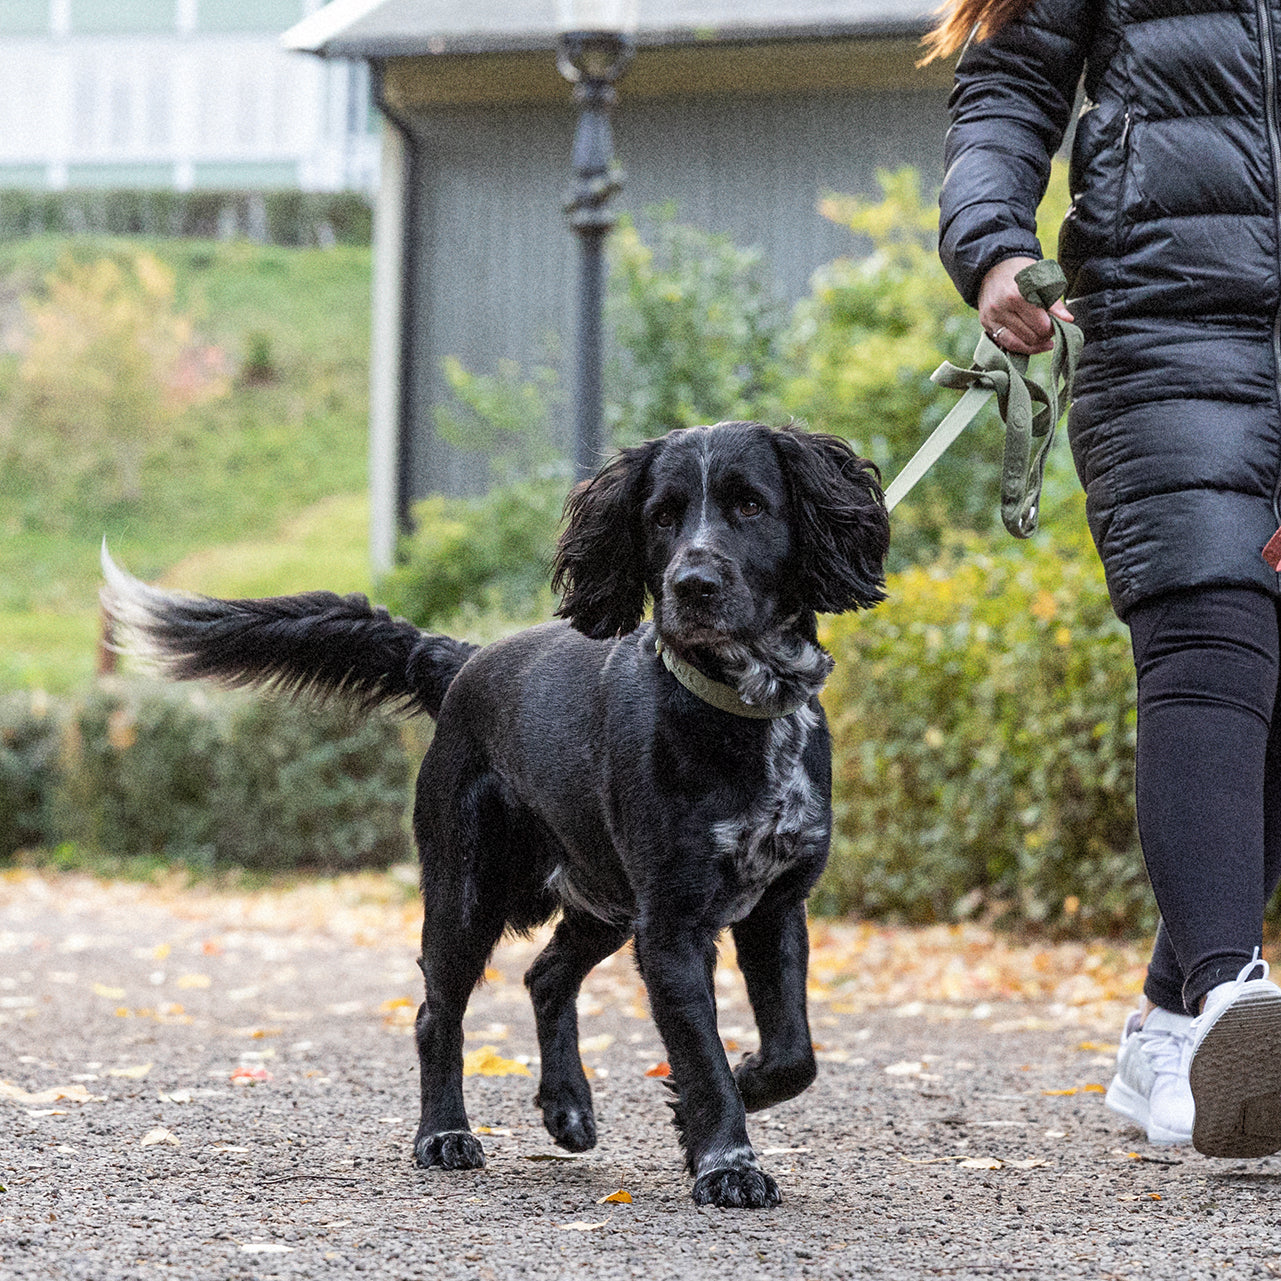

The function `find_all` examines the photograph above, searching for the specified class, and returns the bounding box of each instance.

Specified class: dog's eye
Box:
[737,499,762,518]
[654,509,676,529]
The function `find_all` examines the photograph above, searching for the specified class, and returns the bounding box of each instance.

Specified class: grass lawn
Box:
[0,235,374,693]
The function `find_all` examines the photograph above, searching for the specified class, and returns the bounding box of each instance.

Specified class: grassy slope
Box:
[0,236,372,692]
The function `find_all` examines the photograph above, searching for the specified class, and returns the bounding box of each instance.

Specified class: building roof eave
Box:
[283,1,935,59]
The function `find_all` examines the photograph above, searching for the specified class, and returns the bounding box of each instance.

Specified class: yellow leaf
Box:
[462,1045,531,1077]
[579,1034,614,1053]
[598,1189,633,1204]
[176,974,211,990]
[92,983,126,1000]
[1077,1041,1117,1054]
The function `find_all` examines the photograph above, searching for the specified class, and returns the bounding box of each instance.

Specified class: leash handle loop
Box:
[926,260,1083,538]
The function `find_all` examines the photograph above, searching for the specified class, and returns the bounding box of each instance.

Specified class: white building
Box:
[0,0,377,192]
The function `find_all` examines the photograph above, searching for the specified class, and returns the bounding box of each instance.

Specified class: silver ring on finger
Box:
[991,325,1008,344]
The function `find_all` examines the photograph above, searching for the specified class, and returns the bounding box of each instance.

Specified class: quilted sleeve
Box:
[939,0,1093,307]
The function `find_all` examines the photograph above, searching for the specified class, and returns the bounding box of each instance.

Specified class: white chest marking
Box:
[713,705,826,920]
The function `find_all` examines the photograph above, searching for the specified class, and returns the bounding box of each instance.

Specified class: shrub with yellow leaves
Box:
[818,500,1153,936]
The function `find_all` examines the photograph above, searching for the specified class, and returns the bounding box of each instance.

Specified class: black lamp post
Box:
[556,1,637,481]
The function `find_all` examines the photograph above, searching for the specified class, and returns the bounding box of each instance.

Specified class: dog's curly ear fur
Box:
[770,426,890,615]
[552,440,656,639]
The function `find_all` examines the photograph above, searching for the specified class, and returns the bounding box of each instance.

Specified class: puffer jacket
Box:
[940,0,1281,618]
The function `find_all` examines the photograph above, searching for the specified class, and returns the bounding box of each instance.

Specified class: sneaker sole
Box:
[1104,1074,1191,1146]
[1189,986,1281,1158]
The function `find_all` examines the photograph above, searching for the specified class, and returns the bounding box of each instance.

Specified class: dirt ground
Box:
[3,867,1280,1280]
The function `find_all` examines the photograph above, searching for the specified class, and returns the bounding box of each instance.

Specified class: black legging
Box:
[1129,586,1281,1015]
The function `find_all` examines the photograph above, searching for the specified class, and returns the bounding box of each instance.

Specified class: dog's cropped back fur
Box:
[103,421,889,1211]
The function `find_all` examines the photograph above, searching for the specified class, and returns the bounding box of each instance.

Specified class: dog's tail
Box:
[101,546,477,719]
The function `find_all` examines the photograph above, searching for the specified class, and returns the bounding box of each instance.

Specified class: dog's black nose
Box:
[672,563,721,601]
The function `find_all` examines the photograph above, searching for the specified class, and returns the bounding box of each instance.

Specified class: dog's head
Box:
[552,422,889,647]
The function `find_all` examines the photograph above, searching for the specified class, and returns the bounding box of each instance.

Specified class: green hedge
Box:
[0,189,372,246]
[2,680,411,872]
[816,500,1153,937]
[0,691,64,857]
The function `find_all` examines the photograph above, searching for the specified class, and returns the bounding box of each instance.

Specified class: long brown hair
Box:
[919,0,1040,63]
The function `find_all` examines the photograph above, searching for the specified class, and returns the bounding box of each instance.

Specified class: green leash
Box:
[882,260,1084,538]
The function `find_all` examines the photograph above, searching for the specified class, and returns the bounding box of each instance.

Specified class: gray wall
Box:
[403,84,950,497]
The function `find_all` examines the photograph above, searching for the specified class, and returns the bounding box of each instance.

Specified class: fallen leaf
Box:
[580,1034,614,1053]
[1077,1041,1117,1054]
[959,1157,1003,1170]
[462,1046,531,1078]
[884,1061,924,1077]
[0,1081,104,1105]
[240,1243,294,1254]
[176,974,211,990]
[229,1067,273,1085]
[475,1126,512,1136]
[899,1155,962,1165]
[91,983,126,1000]
[559,1220,610,1231]
[598,1189,633,1204]
[1006,1158,1048,1170]
[1042,1083,1106,1096]
[107,1063,152,1079]
[140,1127,179,1147]
[645,1061,671,1078]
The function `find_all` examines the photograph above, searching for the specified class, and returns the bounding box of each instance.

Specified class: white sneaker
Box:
[1104,1006,1194,1145]
[1189,949,1281,1158]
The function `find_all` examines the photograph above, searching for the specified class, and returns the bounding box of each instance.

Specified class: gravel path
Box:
[2,868,1279,1280]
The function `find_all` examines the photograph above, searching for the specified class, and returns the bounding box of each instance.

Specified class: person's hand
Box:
[977,256,1074,355]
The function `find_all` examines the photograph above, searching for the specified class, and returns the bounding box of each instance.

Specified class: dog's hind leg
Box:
[524,910,631,1152]
[730,897,818,1112]
[412,771,515,1172]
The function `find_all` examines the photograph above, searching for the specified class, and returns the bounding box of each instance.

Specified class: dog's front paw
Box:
[733,1050,817,1112]
[692,1164,781,1210]
[414,1128,485,1170]
[541,1102,597,1152]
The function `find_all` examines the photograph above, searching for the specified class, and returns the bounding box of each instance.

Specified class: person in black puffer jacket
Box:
[929,0,1281,1160]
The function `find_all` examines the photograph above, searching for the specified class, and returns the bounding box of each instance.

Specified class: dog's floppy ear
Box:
[771,425,890,614]
[552,440,656,639]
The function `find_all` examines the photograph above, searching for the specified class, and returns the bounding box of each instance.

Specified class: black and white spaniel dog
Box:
[102,420,889,1209]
